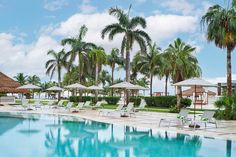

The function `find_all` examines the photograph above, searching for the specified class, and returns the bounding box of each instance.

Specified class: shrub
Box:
[103,96,120,105]
[144,96,176,108]
[180,98,192,108]
[69,96,104,103]
[214,95,236,120]
[129,96,141,107]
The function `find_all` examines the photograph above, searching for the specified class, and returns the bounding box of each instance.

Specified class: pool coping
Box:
[1,109,236,142]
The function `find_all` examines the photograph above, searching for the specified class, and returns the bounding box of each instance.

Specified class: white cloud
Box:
[0,33,62,78]
[79,0,97,14]
[44,0,68,11]
[161,0,194,15]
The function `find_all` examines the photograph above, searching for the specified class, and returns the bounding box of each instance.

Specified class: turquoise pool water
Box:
[0,112,235,157]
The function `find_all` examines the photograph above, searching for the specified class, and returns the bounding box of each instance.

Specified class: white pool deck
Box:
[1,104,236,141]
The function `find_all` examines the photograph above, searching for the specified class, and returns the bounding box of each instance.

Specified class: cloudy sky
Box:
[0,0,234,93]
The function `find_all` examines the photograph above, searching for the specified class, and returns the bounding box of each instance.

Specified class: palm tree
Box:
[101,5,151,82]
[107,48,123,96]
[61,25,96,84]
[159,53,172,96]
[27,75,41,85]
[14,73,28,85]
[99,70,111,87]
[133,43,161,96]
[45,49,67,87]
[89,47,107,86]
[165,38,201,107]
[201,4,236,96]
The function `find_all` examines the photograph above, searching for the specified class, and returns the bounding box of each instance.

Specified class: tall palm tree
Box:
[99,70,112,87]
[133,43,161,96]
[165,38,201,107]
[107,48,123,96]
[61,25,96,84]
[101,5,151,82]
[201,4,236,96]
[45,49,67,87]
[14,73,28,85]
[160,53,172,96]
[89,47,107,86]
[27,75,41,85]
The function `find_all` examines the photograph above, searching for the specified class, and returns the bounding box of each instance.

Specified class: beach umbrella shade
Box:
[65,83,86,89]
[87,85,103,90]
[110,81,137,89]
[46,86,64,101]
[17,84,41,99]
[173,77,216,124]
[46,86,64,91]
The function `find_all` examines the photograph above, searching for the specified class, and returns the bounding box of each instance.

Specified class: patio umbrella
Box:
[46,86,64,101]
[87,85,103,90]
[110,82,146,105]
[65,83,87,97]
[17,84,41,99]
[173,77,216,122]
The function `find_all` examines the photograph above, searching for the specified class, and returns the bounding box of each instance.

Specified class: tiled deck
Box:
[1,104,236,141]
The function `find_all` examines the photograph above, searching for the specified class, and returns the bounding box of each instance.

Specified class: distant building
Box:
[217,81,236,95]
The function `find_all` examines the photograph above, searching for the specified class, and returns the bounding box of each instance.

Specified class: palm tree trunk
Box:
[58,67,61,101]
[79,54,82,98]
[126,49,130,105]
[150,73,153,97]
[227,47,232,96]
[111,64,115,96]
[95,63,99,102]
[165,75,168,96]
[176,86,182,108]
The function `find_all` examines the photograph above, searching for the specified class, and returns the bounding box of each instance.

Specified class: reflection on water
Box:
[0,112,235,157]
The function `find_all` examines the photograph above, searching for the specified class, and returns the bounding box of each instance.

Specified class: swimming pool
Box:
[0,112,235,157]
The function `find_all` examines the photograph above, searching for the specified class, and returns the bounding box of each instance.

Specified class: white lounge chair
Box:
[64,102,74,112]
[98,103,124,116]
[83,101,92,108]
[134,99,147,112]
[17,98,32,111]
[33,99,42,110]
[159,108,191,127]
[71,102,85,112]
[193,111,217,129]
[92,101,105,109]
[120,102,135,117]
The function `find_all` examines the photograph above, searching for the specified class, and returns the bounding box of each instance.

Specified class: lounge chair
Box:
[33,99,42,110]
[83,101,92,109]
[71,102,85,112]
[193,111,217,129]
[17,98,32,110]
[64,102,74,112]
[98,103,124,116]
[159,108,191,127]
[92,101,105,109]
[134,99,147,112]
[120,102,135,117]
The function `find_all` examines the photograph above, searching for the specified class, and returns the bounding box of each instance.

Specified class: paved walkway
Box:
[1,105,236,141]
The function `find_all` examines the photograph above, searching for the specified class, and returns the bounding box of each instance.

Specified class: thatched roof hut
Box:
[182,86,216,97]
[0,72,27,93]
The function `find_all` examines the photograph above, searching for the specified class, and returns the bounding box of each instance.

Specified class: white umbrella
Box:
[110,81,137,89]
[46,86,64,91]
[65,83,86,89]
[87,85,103,90]
[127,85,149,90]
[17,84,41,89]
[173,77,216,87]
[17,84,41,99]
[173,77,216,123]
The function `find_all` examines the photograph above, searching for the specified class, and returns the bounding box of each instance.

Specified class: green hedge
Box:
[143,96,191,108]
[129,96,142,107]
[69,96,103,103]
[103,96,120,105]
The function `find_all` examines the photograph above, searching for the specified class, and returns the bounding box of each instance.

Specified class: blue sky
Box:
[0,0,234,92]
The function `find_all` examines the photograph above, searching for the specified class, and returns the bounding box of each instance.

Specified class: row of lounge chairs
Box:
[159,108,217,129]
